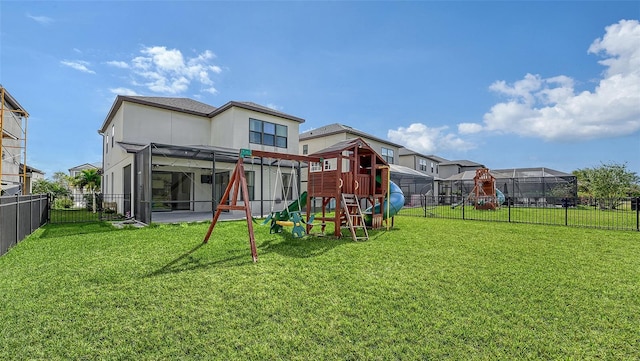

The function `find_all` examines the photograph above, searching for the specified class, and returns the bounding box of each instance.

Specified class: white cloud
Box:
[458,123,483,134]
[60,60,95,74]
[109,46,222,95]
[106,61,129,69]
[388,123,475,154]
[266,103,282,111]
[109,87,139,96]
[468,19,640,142]
[27,13,53,25]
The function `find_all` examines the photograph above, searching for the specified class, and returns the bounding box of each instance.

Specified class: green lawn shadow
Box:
[38,222,117,239]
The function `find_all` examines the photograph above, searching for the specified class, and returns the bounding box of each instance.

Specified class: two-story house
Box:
[99,95,304,223]
[300,123,403,165]
[21,164,45,195]
[1,86,28,195]
[398,148,448,196]
[299,124,436,206]
[68,162,102,207]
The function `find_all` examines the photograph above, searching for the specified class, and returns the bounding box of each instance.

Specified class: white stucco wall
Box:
[212,107,301,155]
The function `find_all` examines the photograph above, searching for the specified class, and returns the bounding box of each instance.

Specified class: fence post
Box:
[423,194,427,218]
[29,195,34,234]
[15,194,20,247]
[462,196,465,220]
[508,197,511,223]
[636,197,640,232]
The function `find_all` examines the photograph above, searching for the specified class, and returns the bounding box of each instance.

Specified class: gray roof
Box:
[69,162,101,172]
[100,95,217,133]
[20,163,45,175]
[310,138,374,156]
[100,96,304,134]
[398,148,448,162]
[300,123,403,148]
[441,170,481,181]
[389,164,434,179]
[439,159,484,167]
[126,96,217,115]
[210,101,304,123]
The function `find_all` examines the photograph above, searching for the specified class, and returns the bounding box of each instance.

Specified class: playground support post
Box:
[203,157,258,262]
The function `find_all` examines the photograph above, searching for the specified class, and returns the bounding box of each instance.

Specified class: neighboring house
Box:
[1,86,29,195]
[69,162,101,207]
[99,95,305,221]
[398,148,447,178]
[299,124,436,200]
[299,123,403,165]
[398,148,448,196]
[21,164,45,195]
[438,159,485,180]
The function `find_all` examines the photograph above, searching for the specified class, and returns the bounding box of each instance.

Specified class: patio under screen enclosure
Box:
[125,142,310,224]
[122,143,437,224]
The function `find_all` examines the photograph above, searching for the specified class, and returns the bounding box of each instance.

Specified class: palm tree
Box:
[73,169,102,213]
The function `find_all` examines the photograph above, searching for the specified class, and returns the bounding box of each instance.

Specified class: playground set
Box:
[467,168,505,210]
[202,138,405,262]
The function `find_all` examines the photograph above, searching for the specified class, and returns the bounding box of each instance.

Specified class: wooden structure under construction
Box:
[306,138,390,238]
[0,86,29,195]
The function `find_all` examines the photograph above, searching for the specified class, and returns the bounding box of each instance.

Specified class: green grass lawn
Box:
[1,218,639,360]
[402,204,639,231]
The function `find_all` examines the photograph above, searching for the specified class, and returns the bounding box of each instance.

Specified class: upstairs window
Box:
[302,144,308,155]
[419,159,427,171]
[381,147,394,164]
[111,125,115,147]
[249,118,287,148]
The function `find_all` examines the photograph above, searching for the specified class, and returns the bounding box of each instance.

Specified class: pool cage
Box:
[388,164,434,208]
[439,167,577,207]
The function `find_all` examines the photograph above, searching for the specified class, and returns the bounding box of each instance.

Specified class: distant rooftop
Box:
[300,123,403,148]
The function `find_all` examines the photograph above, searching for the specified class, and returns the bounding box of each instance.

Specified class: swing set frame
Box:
[202,149,322,262]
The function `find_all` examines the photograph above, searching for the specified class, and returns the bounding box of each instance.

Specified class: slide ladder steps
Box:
[341,193,369,241]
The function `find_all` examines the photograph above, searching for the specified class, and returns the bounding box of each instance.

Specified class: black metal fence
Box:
[49,194,130,223]
[0,194,49,257]
[399,194,640,232]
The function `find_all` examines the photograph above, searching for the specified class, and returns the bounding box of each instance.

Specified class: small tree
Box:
[33,177,71,198]
[575,162,639,209]
[73,169,102,213]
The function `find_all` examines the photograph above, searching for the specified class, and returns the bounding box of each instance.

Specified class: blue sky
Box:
[1,1,639,178]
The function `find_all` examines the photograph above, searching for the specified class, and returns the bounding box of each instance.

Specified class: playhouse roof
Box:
[310,138,388,165]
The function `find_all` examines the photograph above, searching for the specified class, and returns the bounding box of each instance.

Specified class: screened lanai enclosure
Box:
[389,164,434,208]
[438,167,577,207]
[130,143,305,224]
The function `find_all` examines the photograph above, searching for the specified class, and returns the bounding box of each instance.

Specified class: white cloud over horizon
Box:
[60,60,95,74]
[107,46,222,95]
[462,19,640,141]
[388,19,640,155]
[109,87,139,96]
[388,123,475,154]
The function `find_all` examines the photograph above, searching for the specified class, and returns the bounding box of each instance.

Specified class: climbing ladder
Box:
[341,193,369,241]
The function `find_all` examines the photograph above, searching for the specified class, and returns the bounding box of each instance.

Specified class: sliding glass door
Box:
[151,171,192,211]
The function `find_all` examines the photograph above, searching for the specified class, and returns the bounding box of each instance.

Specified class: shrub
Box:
[54,197,73,209]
